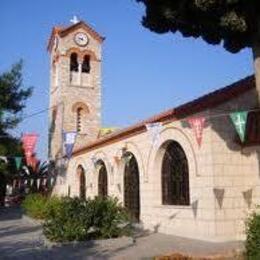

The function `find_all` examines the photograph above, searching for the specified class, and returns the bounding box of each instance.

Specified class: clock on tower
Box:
[47,19,105,160]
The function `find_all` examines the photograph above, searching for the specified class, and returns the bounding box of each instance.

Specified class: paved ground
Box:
[0,207,244,259]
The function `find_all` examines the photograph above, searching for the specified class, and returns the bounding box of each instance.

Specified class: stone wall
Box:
[48,25,102,159]
[53,87,260,242]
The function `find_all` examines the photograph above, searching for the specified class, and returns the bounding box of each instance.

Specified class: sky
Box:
[0,0,253,161]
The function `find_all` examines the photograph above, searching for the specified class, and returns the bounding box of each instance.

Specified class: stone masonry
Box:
[49,21,260,242]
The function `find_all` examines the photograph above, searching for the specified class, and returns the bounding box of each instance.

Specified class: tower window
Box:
[76,107,83,133]
[82,55,90,73]
[70,53,79,72]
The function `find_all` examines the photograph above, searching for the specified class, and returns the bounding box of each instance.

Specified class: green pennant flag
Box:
[15,157,22,170]
[230,111,248,142]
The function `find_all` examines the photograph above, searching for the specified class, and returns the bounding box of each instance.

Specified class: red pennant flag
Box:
[187,116,206,147]
[22,134,38,166]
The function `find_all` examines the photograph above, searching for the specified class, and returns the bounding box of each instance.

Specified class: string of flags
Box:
[12,177,55,190]
[0,156,23,169]
[145,110,251,148]
[0,110,253,169]
[186,111,249,147]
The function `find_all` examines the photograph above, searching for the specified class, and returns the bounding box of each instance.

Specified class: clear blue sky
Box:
[1,0,253,160]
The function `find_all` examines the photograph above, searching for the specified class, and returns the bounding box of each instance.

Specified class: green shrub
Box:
[44,196,62,219]
[22,193,48,219]
[43,196,131,242]
[43,197,92,242]
[246,211,260,259]
[89,196,130,239]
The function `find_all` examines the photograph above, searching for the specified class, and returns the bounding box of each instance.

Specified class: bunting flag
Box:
[37,179,41,189]
[15,157,22,170]
[43,178,47,187]
[63,131,77,159]
[22,133,38,166]
[22,166,30,175]
[0,156,8,163]
[187,116,206,147]
[145,122,163,148]
[230,111,248,142]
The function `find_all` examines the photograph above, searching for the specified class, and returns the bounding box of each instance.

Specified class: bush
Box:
[246,211,260,259]
[88,196,130,239]
[43,196,130,242]
[43,197,91,242]
[44,196,62,219]
[22,193,48,219]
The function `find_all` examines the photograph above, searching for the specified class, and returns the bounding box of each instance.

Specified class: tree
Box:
[0,60,32,205]
[137,0,260,102]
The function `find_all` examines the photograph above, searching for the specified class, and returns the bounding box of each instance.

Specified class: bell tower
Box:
[48,18,104,160]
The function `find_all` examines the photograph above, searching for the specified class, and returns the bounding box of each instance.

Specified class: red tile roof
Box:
[73,75,255,156]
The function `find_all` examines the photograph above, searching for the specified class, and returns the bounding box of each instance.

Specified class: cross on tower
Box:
[70,15,80,24]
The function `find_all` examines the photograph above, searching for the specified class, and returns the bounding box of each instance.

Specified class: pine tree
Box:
[0,60,32,206]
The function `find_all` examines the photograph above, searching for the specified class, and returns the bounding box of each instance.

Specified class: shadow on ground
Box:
[0,207,244,260]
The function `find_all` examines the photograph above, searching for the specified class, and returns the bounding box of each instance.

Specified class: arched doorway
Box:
[98,161,108,198]
[77,165,86,200]
[161,141,190,205]
[124,152,140,222]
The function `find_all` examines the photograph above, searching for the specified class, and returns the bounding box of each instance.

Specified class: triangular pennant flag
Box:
[43,178,47,187]
[37,179,41,189]
[15,157,22,170]
[0,156,8,164]
[63,131,77,159]
[22,166,30,175]
[21,133,38,166]
[187,116,206,147]
[230,111,248,142]
[145,122,163,148]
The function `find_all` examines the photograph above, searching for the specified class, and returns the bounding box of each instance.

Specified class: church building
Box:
[48,19,260,242]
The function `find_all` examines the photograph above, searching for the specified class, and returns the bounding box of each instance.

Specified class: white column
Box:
[78,63,82,85]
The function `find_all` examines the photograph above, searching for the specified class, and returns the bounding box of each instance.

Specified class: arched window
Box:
[82,55,90,73]
[70,53,79,72]
[162,141,190,206]
[76,107,83,133]
[124,152,140,222]
[77,165,86,200]
[97,161,108,198]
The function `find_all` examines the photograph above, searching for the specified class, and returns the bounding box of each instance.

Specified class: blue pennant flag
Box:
[63,132,77,159]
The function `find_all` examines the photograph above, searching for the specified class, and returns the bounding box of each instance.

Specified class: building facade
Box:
[48,20,260,242]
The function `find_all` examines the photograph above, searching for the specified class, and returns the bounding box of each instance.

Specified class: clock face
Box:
[74,32,89,46]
